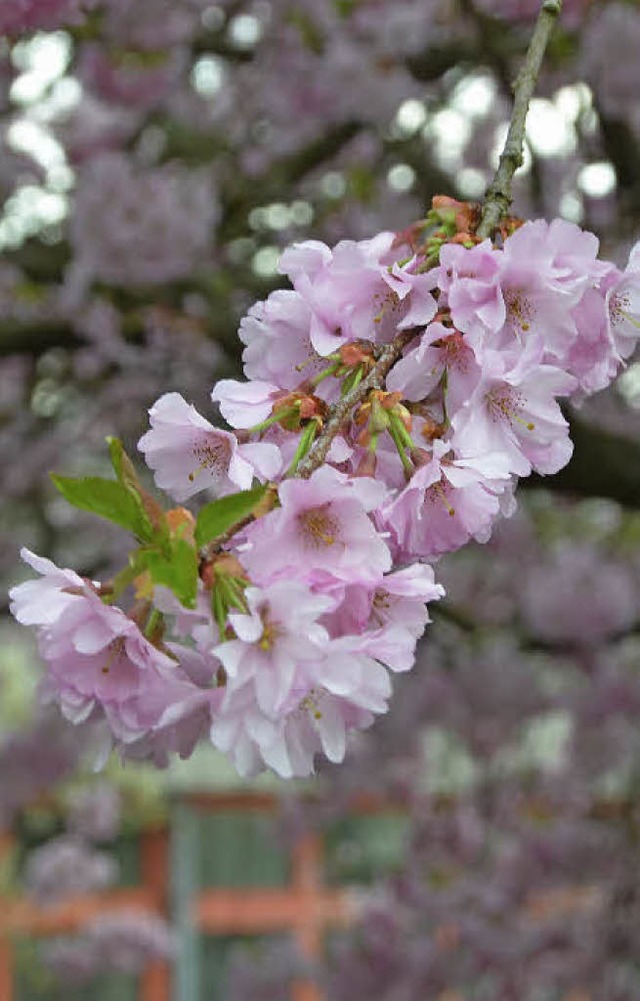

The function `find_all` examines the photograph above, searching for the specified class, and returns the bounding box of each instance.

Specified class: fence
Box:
[0,792,358,1001]
[1,790,603,1000]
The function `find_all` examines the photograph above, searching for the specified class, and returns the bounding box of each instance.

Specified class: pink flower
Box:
[210,635,393,777]
[138,392,281,501]
[241,465,391,584]
[491,242,580,362]
[15,553,214,751]
[564,288,620,395]
[210,379,281,429]
[539,217,611,291]
[321,564,444,661]
[379,440,512,560]
[606,241,640,360]
[239,290,329,391]
[9,548,95,627]
[438,240,505,337]
[366,564,445,639]
[213,581,333,717]
[279,232,407,354]
[451,349,577,477]
[381,259,438,330]
[386,321,481,414]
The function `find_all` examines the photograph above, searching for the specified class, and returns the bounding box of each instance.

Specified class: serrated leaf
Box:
[51,475,154,541]
[195,486,269,548]
[137,537,198,608]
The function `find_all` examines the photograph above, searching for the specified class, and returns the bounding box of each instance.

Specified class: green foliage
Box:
[134,536,199,609]
[50,474,154,541]
[195,486,268,547]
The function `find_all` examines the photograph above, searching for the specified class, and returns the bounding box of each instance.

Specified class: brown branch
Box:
[477,0,563,239]
[296,328,419,480]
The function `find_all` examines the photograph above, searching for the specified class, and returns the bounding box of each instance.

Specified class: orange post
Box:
[140,827,171,1001]
[0,833,15,1001]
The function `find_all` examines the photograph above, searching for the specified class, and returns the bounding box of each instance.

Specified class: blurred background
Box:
[4,1,640,998]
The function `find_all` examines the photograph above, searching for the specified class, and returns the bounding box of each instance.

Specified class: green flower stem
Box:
[144,608,163,641]
[246,409,293,435]
[388,410,416,451]
[388,421,415,478]
[287,420,320,476]
[309,360,341,387]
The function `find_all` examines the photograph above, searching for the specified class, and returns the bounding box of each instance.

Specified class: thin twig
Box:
[296,329,419,479]
[477,0,563,239]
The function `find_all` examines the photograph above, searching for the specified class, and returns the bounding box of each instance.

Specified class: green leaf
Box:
[137,537,198,609]
[107,436,167,540]
[51,475,154,541]
[195,486,268,548]
[107,437,140,491]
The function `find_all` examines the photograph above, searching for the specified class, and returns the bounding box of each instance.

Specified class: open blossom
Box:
[451,348,577,477]
[437,239,505,337]
[606,242,640,360]
[211,634,394,778]
[386,321,481,413]
[13,550,210,748]
[138,392,281,501]
[278,233,393,355]
[279,233,437,355]
[379,441,513,560]
[239,290,328,390]
[241,465,391,585]
[322,563,444,653]
[213,581,334,717]
[9,548,96,627]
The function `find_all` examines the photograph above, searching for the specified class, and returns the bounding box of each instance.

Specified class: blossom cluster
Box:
[10,201,640,778]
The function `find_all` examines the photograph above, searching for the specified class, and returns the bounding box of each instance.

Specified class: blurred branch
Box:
[527,407,640,510]
[0,320,82,356]
[594,106,640,219]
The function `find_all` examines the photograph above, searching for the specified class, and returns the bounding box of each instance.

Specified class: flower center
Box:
[189,435,231,482]
[297,504,341,549]
[609,290,640,331]
[371,587,394,625]
[373,288,401,325]
[258,610,283,652]
[299,689,323,720]
[425,477,456,517]
[101,637,126,675]
[485,385,535,431]
[438,332,470,372]
[504,287,535,334]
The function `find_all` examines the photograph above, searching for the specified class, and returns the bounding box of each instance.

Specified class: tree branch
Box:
[477,0,563,238]
[296,329,419,480]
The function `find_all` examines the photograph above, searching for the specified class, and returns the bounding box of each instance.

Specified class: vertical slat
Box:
[0,833,14,1001]
[140,827,171,1001]
[171,801,201,1001]
[0,937,13,1001]
[291,835,324,1001]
